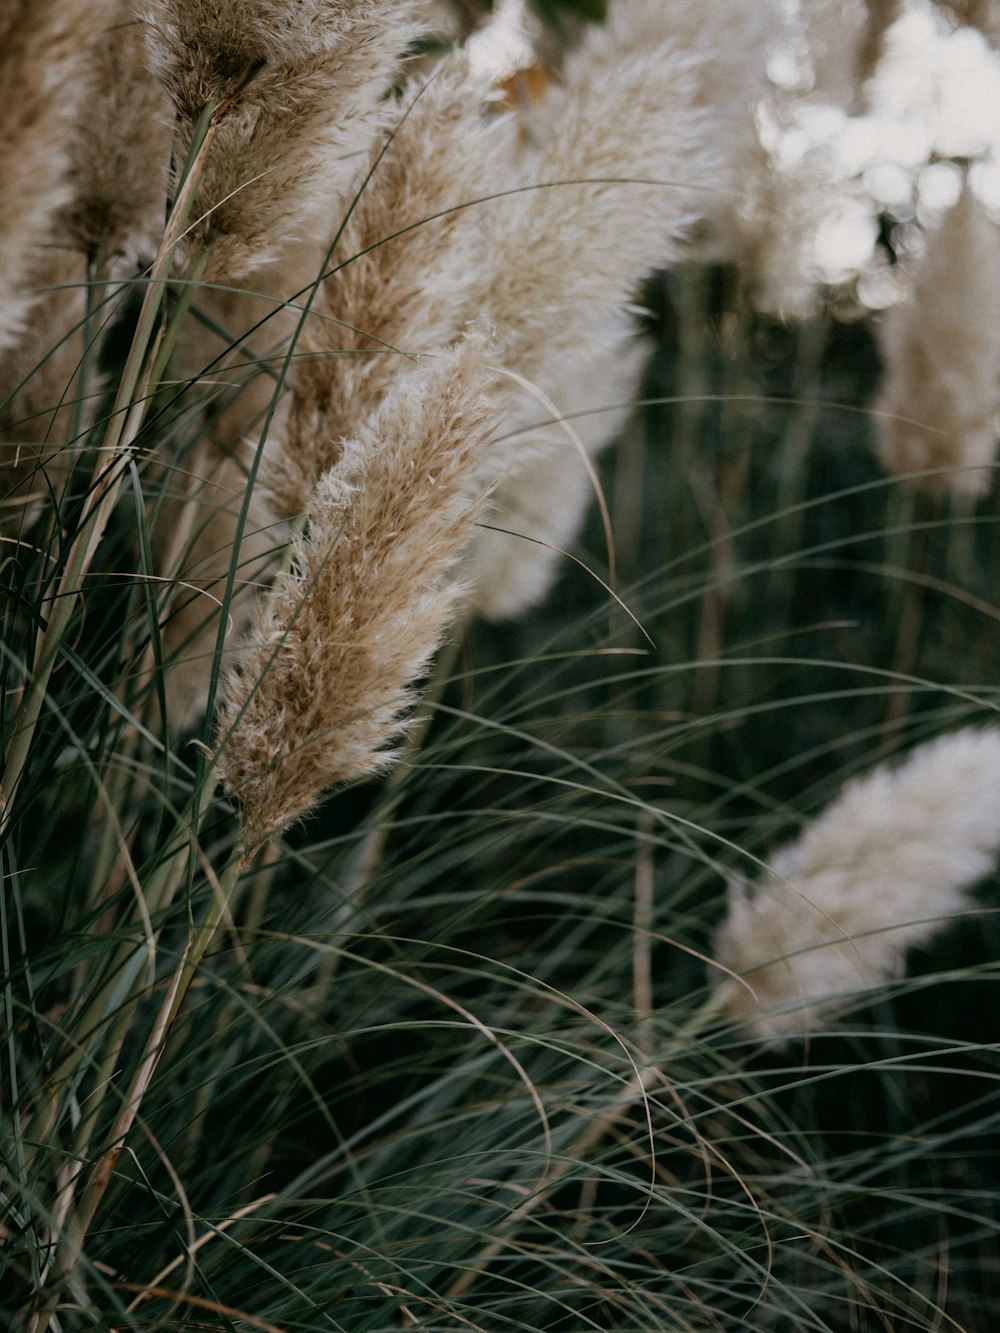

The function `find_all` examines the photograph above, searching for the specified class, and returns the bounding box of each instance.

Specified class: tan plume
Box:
[142,0,425,279]
[0,0,114,351]
[217,333,497,848]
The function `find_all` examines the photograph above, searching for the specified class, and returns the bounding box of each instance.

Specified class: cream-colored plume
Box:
[142,0,424,279]
[217,334,497,849]
[713,726,1000,1041]
[468,320,647,619]
[874,184,1000,498]
[0,0,112,351]
[463,0,752,384]
[264,61,514,519]
[462,0,780,617]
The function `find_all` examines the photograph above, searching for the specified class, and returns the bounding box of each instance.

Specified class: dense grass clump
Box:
[3,2,1000,1329]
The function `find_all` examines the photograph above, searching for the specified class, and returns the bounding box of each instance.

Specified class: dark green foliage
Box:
[6,251,999,1329]
[476,0,608,29]
[533,0,608,28]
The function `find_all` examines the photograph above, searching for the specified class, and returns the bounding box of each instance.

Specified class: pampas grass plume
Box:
[142,0,424,279]
[0,0,113,350]
[265,61,513,519]
[874,184,1000,498]
[217,333,497,849]
[463,0,780,617]
[66,9,173,270]
[468,323,647,619]
[713,727,1000,1041]
[464,0,727,384]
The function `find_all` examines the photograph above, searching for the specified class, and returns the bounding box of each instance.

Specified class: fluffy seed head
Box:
[713,727,1000,1041]
[217,334,498,849]
[264,61,514,518]
[0,0,114,350]
[463,0,731,380]
[65,9,173,270]
[142,0,425,278]
[459,0,782,614]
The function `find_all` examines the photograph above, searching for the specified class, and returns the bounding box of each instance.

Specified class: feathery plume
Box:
[65,9,173,271]
[217,334,497,849]
[267,0,782,620]
[461,0,729,382]
[460,0,782,615]
[264,61,513,519]
[0,0,113,351]
[713,727,1000,1042]
[142,0,424,279]
[468,320,647,619]
[874,184,1000,498]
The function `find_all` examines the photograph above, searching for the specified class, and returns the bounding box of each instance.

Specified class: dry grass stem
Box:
[156,439,281,730]
[468,335,647,618]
